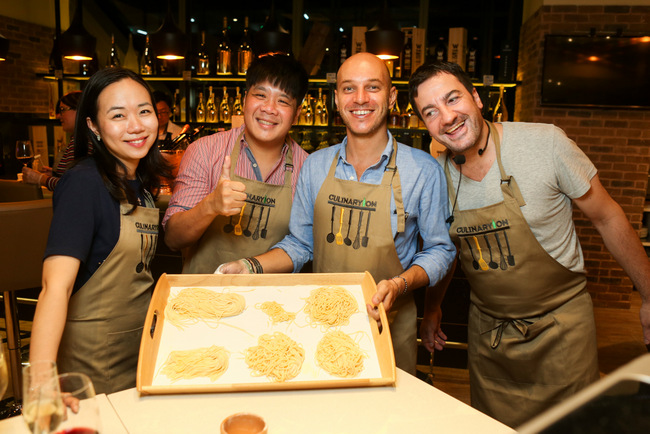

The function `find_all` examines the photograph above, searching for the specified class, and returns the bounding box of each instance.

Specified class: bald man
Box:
[220,53,456,374]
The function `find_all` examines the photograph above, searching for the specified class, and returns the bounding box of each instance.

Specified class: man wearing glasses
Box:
[153,90,183,143]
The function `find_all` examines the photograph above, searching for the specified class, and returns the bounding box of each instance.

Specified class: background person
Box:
[219,53,456,375]
[29,68,171,394]
[22,91,82,190]
[162,54,309,274]
[409,61,650,427]
[153,90,183,145]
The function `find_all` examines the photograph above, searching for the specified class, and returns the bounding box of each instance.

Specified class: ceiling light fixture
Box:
[365,1,404,60]
[0,33,9,61]
[59,0,96,61]
[254,1,292,56]
[150,0,187,60]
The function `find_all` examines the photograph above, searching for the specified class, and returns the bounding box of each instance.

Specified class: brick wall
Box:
[0,15,53,114]
[516,5,650,308]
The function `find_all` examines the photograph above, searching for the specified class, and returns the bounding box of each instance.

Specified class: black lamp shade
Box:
[365,2,404,60]
[59,0,96,60]
[0,34,9,61]
[253,4,291,56]
[150,7,186,59]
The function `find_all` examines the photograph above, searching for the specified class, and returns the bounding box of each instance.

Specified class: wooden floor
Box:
[423,290,648,406]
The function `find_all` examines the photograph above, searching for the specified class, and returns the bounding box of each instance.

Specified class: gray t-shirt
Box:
[438,122,597,272]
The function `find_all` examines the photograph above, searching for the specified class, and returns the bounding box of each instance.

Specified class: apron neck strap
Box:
[489,121,526,207]
[232,130,294,186]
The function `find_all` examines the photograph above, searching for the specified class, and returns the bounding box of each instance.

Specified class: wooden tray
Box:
[137,272,396,395]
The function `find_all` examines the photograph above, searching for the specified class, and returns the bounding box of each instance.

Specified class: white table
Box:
[108,369,514,434]
[0,394,127,433]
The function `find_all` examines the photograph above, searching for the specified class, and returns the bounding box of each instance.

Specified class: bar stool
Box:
[0,198,52,405]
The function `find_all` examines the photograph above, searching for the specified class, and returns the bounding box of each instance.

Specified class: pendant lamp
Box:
[150,0,186,60]
[59,0,96,61]
[365,1,404,60]
[0,33,9,61]
[254,1,291,56]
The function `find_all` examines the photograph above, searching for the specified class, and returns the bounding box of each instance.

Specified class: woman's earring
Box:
[95,133,101,141]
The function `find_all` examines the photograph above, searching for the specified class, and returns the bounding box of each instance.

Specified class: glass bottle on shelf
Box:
[466,36,479,80]
[401,35,413,79]
[123,33,139,72]
[314,89,325,126]
[339,33,349,68]
[196,92,205,123]
[492,86,508,122]
[217,17,232,75]
[388,90,401,129]
[232,87,243,116]
[48,36,63,76]
[320,92,329,126]
[206,86,218,123]
[108,34,120,68]
[220,86,231,124]
[172,89,180,122]
[197,30,210,75]
[434,36,447,62]
[140,35,154,76]
[237,17,253,75]
[402,101,419,129]
[301,95,314,126]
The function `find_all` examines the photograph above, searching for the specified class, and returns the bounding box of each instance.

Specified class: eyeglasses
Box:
[157,110,170,116]
[59,106,75,113]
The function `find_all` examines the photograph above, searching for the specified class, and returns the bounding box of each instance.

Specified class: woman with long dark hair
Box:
[30,68,171,393]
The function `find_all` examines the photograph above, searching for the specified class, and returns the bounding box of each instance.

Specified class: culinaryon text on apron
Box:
[443,121,598,427]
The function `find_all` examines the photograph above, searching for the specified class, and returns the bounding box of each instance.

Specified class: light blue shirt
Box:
[273,131,456,286]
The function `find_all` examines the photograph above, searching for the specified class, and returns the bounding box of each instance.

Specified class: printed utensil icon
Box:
[234,203,246,236]
[472,236,489,271]
[465,237,479,270]
[503,231,515,266]
[252,207,263,240]
[353,211,363,249]
[361,211,371,247]
[494,233,508,270]
[223,215,234,233]
[243,204,256,237]
[484,234,499,269]
[326,205,336,243]
[344,209,353,246]
[261,207,271,239]
[335,207,345,245]
[136,233,145,273]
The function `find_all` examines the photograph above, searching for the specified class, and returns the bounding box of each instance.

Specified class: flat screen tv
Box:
[541,35,650,109]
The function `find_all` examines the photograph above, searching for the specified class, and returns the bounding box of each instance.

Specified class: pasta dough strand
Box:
[316,331,366,378]
[161,345,230,382]
[245,332,305,382]
[257,301,297,323]
[304,286,358,326]
[165,287,245,329]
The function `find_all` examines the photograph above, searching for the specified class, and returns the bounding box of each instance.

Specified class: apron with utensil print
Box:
[183,131,293,274]
[58,193,159,394]
[444,121,599,427]
[313,139,417,374]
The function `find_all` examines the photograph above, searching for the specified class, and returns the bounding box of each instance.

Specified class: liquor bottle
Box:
[319,91,329,126]
[140,35,154,76]
[388,90,401,129]
[172,89,180,122]
[179,91,187,122]
[492,86,508,122]
[237,17,253,75]
[206,86,217,123]
[300,94,314,126]
[232,87,243,116]
[314,89,324,126]
[403,101,419,129]
[108,34,120,68]
[466,36,479,79]
[339,33,349,68]
[48,36,63,76]
[197,30,210,75]
[123,33,139,72]
[220,86,231,123]
[434,36,447,62]
[217,17,232,75]
[196,92,205,123]
[401,35,413,79]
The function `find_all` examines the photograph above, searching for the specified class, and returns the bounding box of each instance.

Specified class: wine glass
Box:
[16,140,34,168]
[22,360,61,434]
[56,373,100,434]
[0,349,8,400]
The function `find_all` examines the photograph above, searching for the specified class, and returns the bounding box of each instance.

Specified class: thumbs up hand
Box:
[210,155,247,216]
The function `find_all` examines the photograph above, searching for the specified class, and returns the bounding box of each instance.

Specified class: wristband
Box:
[248,256,263,274]
[241,258,255,274]
[392,275,408,296]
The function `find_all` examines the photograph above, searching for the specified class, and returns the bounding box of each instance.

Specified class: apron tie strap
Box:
[487,319,531,349]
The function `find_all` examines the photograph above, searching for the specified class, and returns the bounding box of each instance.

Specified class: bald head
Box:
[337,53,392,89]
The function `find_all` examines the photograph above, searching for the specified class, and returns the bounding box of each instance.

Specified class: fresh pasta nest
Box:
[244,332,305,382]
[165,287,245,329]
[161,345,230,382]
[304,285,359,326]
[316,331,365,378]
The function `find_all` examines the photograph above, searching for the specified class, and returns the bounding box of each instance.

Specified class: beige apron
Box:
[58,191,159,395]
[183,131,294,274]
[444,122,599,427]
[313,140,417,375]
